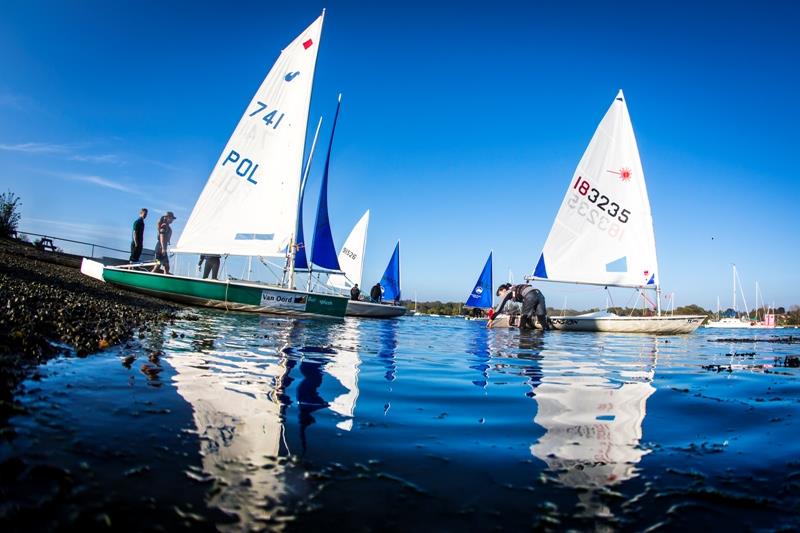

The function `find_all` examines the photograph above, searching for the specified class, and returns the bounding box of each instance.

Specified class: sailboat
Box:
[705,265,779,328]
[525,90,704,334]
[80,13,348,318]
[464,252,492,320]
[326,213,405,318]
[358,241,407,317]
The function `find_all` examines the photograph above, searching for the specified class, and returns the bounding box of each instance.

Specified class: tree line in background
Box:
[402,300,800,325]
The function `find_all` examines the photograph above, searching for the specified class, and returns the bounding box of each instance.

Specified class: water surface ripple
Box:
[3,313,799,531]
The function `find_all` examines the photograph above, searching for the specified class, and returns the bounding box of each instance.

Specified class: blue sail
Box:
[309,96,342,271]
[379,242,401,302]
[465,252,493,308]
[294,176,309,269]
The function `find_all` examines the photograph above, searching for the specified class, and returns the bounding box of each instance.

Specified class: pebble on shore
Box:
[0,238,179,417]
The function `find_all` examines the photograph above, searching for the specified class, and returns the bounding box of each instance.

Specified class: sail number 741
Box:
[249,101,285,129]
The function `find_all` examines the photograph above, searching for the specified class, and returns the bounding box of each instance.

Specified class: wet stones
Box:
[0,239,179,414]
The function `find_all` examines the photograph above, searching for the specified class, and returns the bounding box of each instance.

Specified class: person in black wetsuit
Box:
[370,283,382,303]
[350,284,361,301]
[129,208,148,262]
[490,283,549,330]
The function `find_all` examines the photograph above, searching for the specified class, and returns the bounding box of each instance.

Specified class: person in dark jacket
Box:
[490,283,549,330]
[370,283,382,303]
[350,284,361,301]
[198,254,221,280]
[129,208,148,262]
[152,211,176,275]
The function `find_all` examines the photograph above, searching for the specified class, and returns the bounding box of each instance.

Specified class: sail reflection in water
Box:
[164,313,362,527]
[530,338,656,514]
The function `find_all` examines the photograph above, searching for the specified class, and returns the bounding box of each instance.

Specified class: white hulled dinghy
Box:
[81,12,347,318]
[326,214,405,318]
[523,91,704,334]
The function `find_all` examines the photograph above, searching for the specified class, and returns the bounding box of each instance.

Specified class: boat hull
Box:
[100,265,348,318]
[491,314,706,334]
[346,300,406,318]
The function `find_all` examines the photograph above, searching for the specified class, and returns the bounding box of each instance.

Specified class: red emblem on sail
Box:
[607,167,632,181]
[303,39,313,49]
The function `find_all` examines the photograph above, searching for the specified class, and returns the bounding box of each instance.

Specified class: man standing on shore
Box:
[152,211,176,275]
[129,208,148,263]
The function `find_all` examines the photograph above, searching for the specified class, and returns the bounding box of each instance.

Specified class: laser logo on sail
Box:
[607,167,632,182]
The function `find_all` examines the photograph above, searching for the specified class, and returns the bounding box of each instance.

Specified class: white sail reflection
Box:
[325,330,361,430]
[530,341,657,516]
[165,316,362,528]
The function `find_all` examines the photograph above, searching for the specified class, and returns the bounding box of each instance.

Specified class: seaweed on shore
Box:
[0,239,179,421]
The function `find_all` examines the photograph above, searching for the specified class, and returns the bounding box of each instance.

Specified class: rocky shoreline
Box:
[0,239,180,418]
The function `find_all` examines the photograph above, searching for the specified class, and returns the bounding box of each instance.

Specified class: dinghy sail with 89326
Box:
[521,91,704,334]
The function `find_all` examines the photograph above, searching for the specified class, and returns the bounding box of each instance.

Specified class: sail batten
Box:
[174,15,324,257]
[530,90,660,290]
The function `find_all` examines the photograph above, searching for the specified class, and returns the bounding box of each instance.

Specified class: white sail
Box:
[532,90,659,289]
[174,15,324,257]
[328,210,369,289]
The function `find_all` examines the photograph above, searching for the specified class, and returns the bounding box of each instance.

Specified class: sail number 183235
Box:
[572,176,630,223]
[567,176,628,241]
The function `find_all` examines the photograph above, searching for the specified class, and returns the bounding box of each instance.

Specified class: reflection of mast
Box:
[530,340,657,516]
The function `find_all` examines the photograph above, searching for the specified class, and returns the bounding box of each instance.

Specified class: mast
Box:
[288,116,324,289]
[732,264,737,314]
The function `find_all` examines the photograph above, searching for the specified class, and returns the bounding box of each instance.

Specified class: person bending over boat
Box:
[152,211,176,275]
[490,283,549,330]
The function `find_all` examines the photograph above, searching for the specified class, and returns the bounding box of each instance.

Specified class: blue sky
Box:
[1,1,798,309]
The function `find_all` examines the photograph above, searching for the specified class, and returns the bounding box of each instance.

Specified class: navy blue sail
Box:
[379,242,401,302]
[309,95,342,271]
[294,177,309,269]
[465,252,493,308]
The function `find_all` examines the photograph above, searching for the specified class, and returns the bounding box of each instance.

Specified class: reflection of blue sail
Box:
[297,358,328,452]
[379,242,401,302]
[378,320,398,382]
[310,96,342,271]
[465,252,493,308]
[468,324,490,388]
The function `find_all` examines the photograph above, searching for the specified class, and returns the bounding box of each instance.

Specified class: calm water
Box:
[2,313,800,531]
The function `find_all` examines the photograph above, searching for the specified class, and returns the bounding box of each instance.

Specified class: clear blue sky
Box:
[1,1,798,309]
